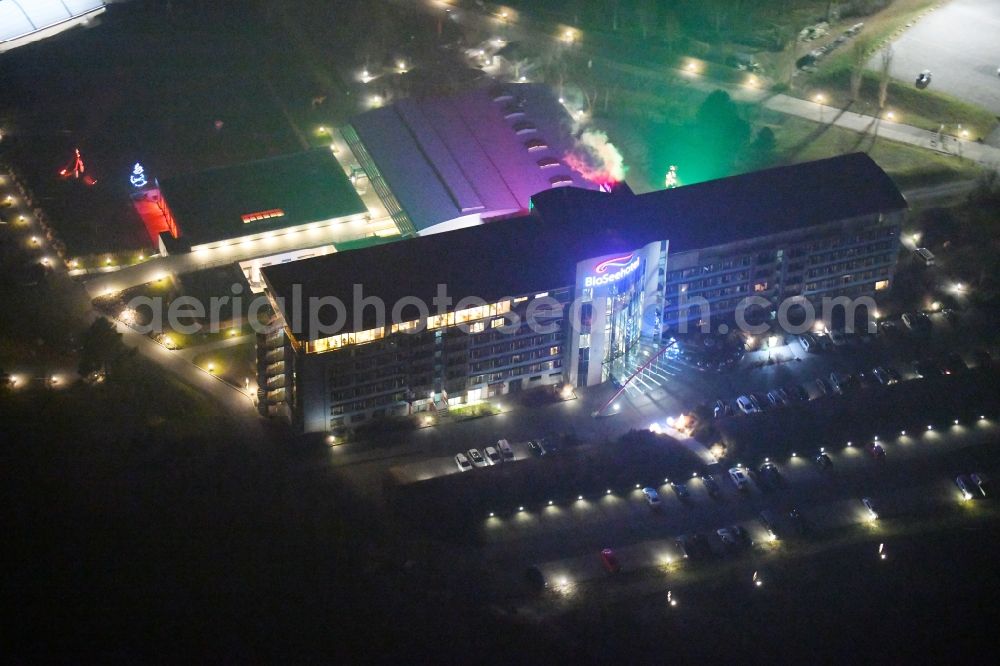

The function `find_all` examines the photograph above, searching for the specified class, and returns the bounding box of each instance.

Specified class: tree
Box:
[692,90,752,178]
[877,47,893,110]
[662,10,681,55]
[749,126,777,165]
[78,317,127,378]
[849,37,873,102]
[635,0,658,40]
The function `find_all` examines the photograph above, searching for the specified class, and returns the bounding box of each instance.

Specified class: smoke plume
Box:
[564,129,627,187]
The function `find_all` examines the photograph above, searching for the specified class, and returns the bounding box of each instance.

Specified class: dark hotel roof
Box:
[348,83,594,232]
[529,152,908,255]
[262,153,905,338]
[159,150,367,247]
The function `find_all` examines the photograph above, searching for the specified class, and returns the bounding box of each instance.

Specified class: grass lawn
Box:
[192,343,256,389]
[803,0,997,139]
[767,114,983,189]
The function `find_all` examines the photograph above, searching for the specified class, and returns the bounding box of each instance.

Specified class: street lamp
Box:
[814,94,826,122]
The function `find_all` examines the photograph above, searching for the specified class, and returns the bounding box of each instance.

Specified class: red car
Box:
[600,548,621,573]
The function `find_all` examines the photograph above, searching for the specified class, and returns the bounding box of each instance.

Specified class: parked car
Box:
[912,360,942,379]
[868,443,886,460]
[815,453,833,469]
[970,473,991,497]
[829,328,848,346]
[955,475,975,501]
[713,399,733,418]
[718,525,753,551]
[787,385,810,403]
[527,439,546,457]
[702,474,721,498]
[497,439,514,460]
[729,467,751,490]
[902,312,932,334]
[671,481,690,499]
[766,390,786,408]
[675,533,713,561]
[736,395,758,414]
[813,377,831,397]
[455,452,472,472]
[798,333,818,352]
[972,349,993,369]
[524,565,546,593]
[757,462,782,490]
[787,508,810,535]
[758,510,780,539]
[862,497,879,520]
[467,448,487,468]
[484,446,501,465]
[749,393,768,412]
[941,352,967,375]
[829,372,850,394]
[871,366,895,386]
[600,548,622,573]
[642,487,661,507]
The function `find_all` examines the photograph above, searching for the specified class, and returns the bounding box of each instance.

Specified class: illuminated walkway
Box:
[83,214,396,298]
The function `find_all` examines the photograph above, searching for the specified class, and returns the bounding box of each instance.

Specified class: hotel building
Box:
[257,153,907,434]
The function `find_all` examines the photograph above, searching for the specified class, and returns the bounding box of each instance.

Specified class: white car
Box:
[862,497,878,520]
[642,487,661,507]
[467,448,487,468]
[729,467,750,490]
[736,395,757,414]
[497,439,514,460]
[455,453,472,472]
[484,446,501,465]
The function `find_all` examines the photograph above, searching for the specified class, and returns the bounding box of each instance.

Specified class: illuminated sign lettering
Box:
[129,162,147,188]
[585,253,641,287]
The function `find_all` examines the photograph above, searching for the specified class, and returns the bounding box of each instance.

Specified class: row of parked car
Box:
[455,439,513,471]
[956,473,991,500]
[455,437,553,471]
[719,348,991,420]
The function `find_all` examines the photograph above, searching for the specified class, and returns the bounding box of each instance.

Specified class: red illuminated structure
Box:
[129,178,178,246]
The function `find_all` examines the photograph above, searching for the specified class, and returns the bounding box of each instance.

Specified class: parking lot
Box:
[872,0,1000,119]
[480,414,997,578]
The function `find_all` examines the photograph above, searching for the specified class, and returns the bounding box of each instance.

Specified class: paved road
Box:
[407,0,1000,169]
[100,311,265,439]
[870,0,1000,117]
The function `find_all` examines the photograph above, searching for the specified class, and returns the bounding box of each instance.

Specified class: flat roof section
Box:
[262,153,906,338]
[159,150,367,248]
[348,83,594,233]
[529,152,908,255]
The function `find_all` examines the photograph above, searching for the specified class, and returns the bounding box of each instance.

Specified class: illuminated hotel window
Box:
[470,321,486,333]
[491,318,505,329]
[579,334,591,349]
[241,208,285,224]
[754,282,768,292]
[513,296,528,304]
[875,279,889,290]
[428,300,511,330]
[307,326,384,353]
[390,320,419,334]
[549,346,561,356]
[534,292,549,299]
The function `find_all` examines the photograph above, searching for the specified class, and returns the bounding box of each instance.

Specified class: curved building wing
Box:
[0,0,105,52]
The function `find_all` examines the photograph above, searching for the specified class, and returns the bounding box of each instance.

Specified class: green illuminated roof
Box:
[160,150,367,247]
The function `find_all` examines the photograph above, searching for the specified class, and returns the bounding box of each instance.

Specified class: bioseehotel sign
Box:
[584,252,642,288]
